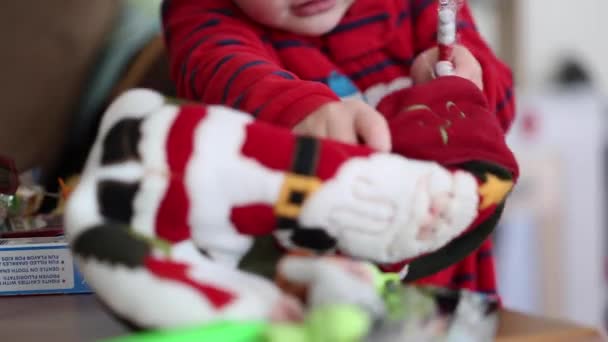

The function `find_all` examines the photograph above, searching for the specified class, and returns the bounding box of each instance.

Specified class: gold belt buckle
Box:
[275,173,322,219]
[478,173,514,209]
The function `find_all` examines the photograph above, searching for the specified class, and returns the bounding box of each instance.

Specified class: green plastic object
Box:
[102,321,267,342]
[99,267,425,342]
[266,305,371,342]
[102,305,372,342]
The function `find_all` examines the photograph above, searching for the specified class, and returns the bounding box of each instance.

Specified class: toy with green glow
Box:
[102,266,499,342]
[104,305,371,342]
[103,268,399,342]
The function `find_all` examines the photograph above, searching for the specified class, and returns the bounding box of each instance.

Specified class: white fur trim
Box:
[132,107,178,237]
[186,106,284,265]
[64,175,103,241]
[83,89,165,175]
[363,77,413,109]
[78,258,215,328]
[95,162,144,182]
[77,241,282,328]
[98,89,165,138]
[171,241,282,315]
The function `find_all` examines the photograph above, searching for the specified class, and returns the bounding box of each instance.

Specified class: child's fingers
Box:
[411,47,439,84]
[353,106,391,152]
[293,116,328,139]
[327,116,358,145]
[452,47,484,90]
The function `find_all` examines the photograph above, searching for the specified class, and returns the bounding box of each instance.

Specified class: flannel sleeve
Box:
[162,0,339,128]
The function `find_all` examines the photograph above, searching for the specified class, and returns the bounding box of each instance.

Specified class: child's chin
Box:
[286,16,342,36]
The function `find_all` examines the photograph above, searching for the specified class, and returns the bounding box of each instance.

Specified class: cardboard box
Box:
[0,236,92,295]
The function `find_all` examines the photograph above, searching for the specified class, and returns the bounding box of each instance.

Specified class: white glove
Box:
[278,256,386,319]
[298,154,479,263]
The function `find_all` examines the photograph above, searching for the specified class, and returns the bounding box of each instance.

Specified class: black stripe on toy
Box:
[275,137,331,250]
[98,180,140,223]
[72,223,150,268]
[292,136,319,175]
[458,161,513,181]
[276,217,298,230]
[101,118,143,165]
[276,136,320,231]
[435,291,461,315]
[197,248,212,258]
[290,227,337,251]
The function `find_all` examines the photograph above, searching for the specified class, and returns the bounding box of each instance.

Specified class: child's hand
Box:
[293,99,392,152]
[410,44,484,90]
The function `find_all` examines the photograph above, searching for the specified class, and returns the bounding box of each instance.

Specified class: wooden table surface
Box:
[0,294,604,341]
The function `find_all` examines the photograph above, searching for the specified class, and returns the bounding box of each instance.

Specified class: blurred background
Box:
[470,0,608,330]
[0,0,606,331]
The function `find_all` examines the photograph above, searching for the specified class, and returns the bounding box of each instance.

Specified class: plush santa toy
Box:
[65,74,515,328]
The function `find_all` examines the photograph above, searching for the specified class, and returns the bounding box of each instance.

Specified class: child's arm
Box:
[162,0,339,128]
[410,0,515,132]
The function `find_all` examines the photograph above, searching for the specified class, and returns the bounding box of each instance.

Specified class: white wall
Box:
[469,0,608,327]
[517,0,608,93]
[507,92,606,328]
[468,0,501,53]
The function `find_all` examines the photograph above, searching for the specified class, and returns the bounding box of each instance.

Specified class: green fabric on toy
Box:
[267,305,371,342]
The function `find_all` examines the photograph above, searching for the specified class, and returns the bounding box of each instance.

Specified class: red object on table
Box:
[0,228,64,239]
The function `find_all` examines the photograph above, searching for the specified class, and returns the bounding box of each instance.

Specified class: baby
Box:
[231,0,486,149]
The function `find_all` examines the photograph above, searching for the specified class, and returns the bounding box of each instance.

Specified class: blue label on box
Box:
[0,243,92,295]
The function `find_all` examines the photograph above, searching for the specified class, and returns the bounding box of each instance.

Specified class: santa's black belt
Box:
[275,136,321,230]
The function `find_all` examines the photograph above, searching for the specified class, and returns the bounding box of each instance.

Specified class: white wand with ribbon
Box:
[435,0,460,77]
